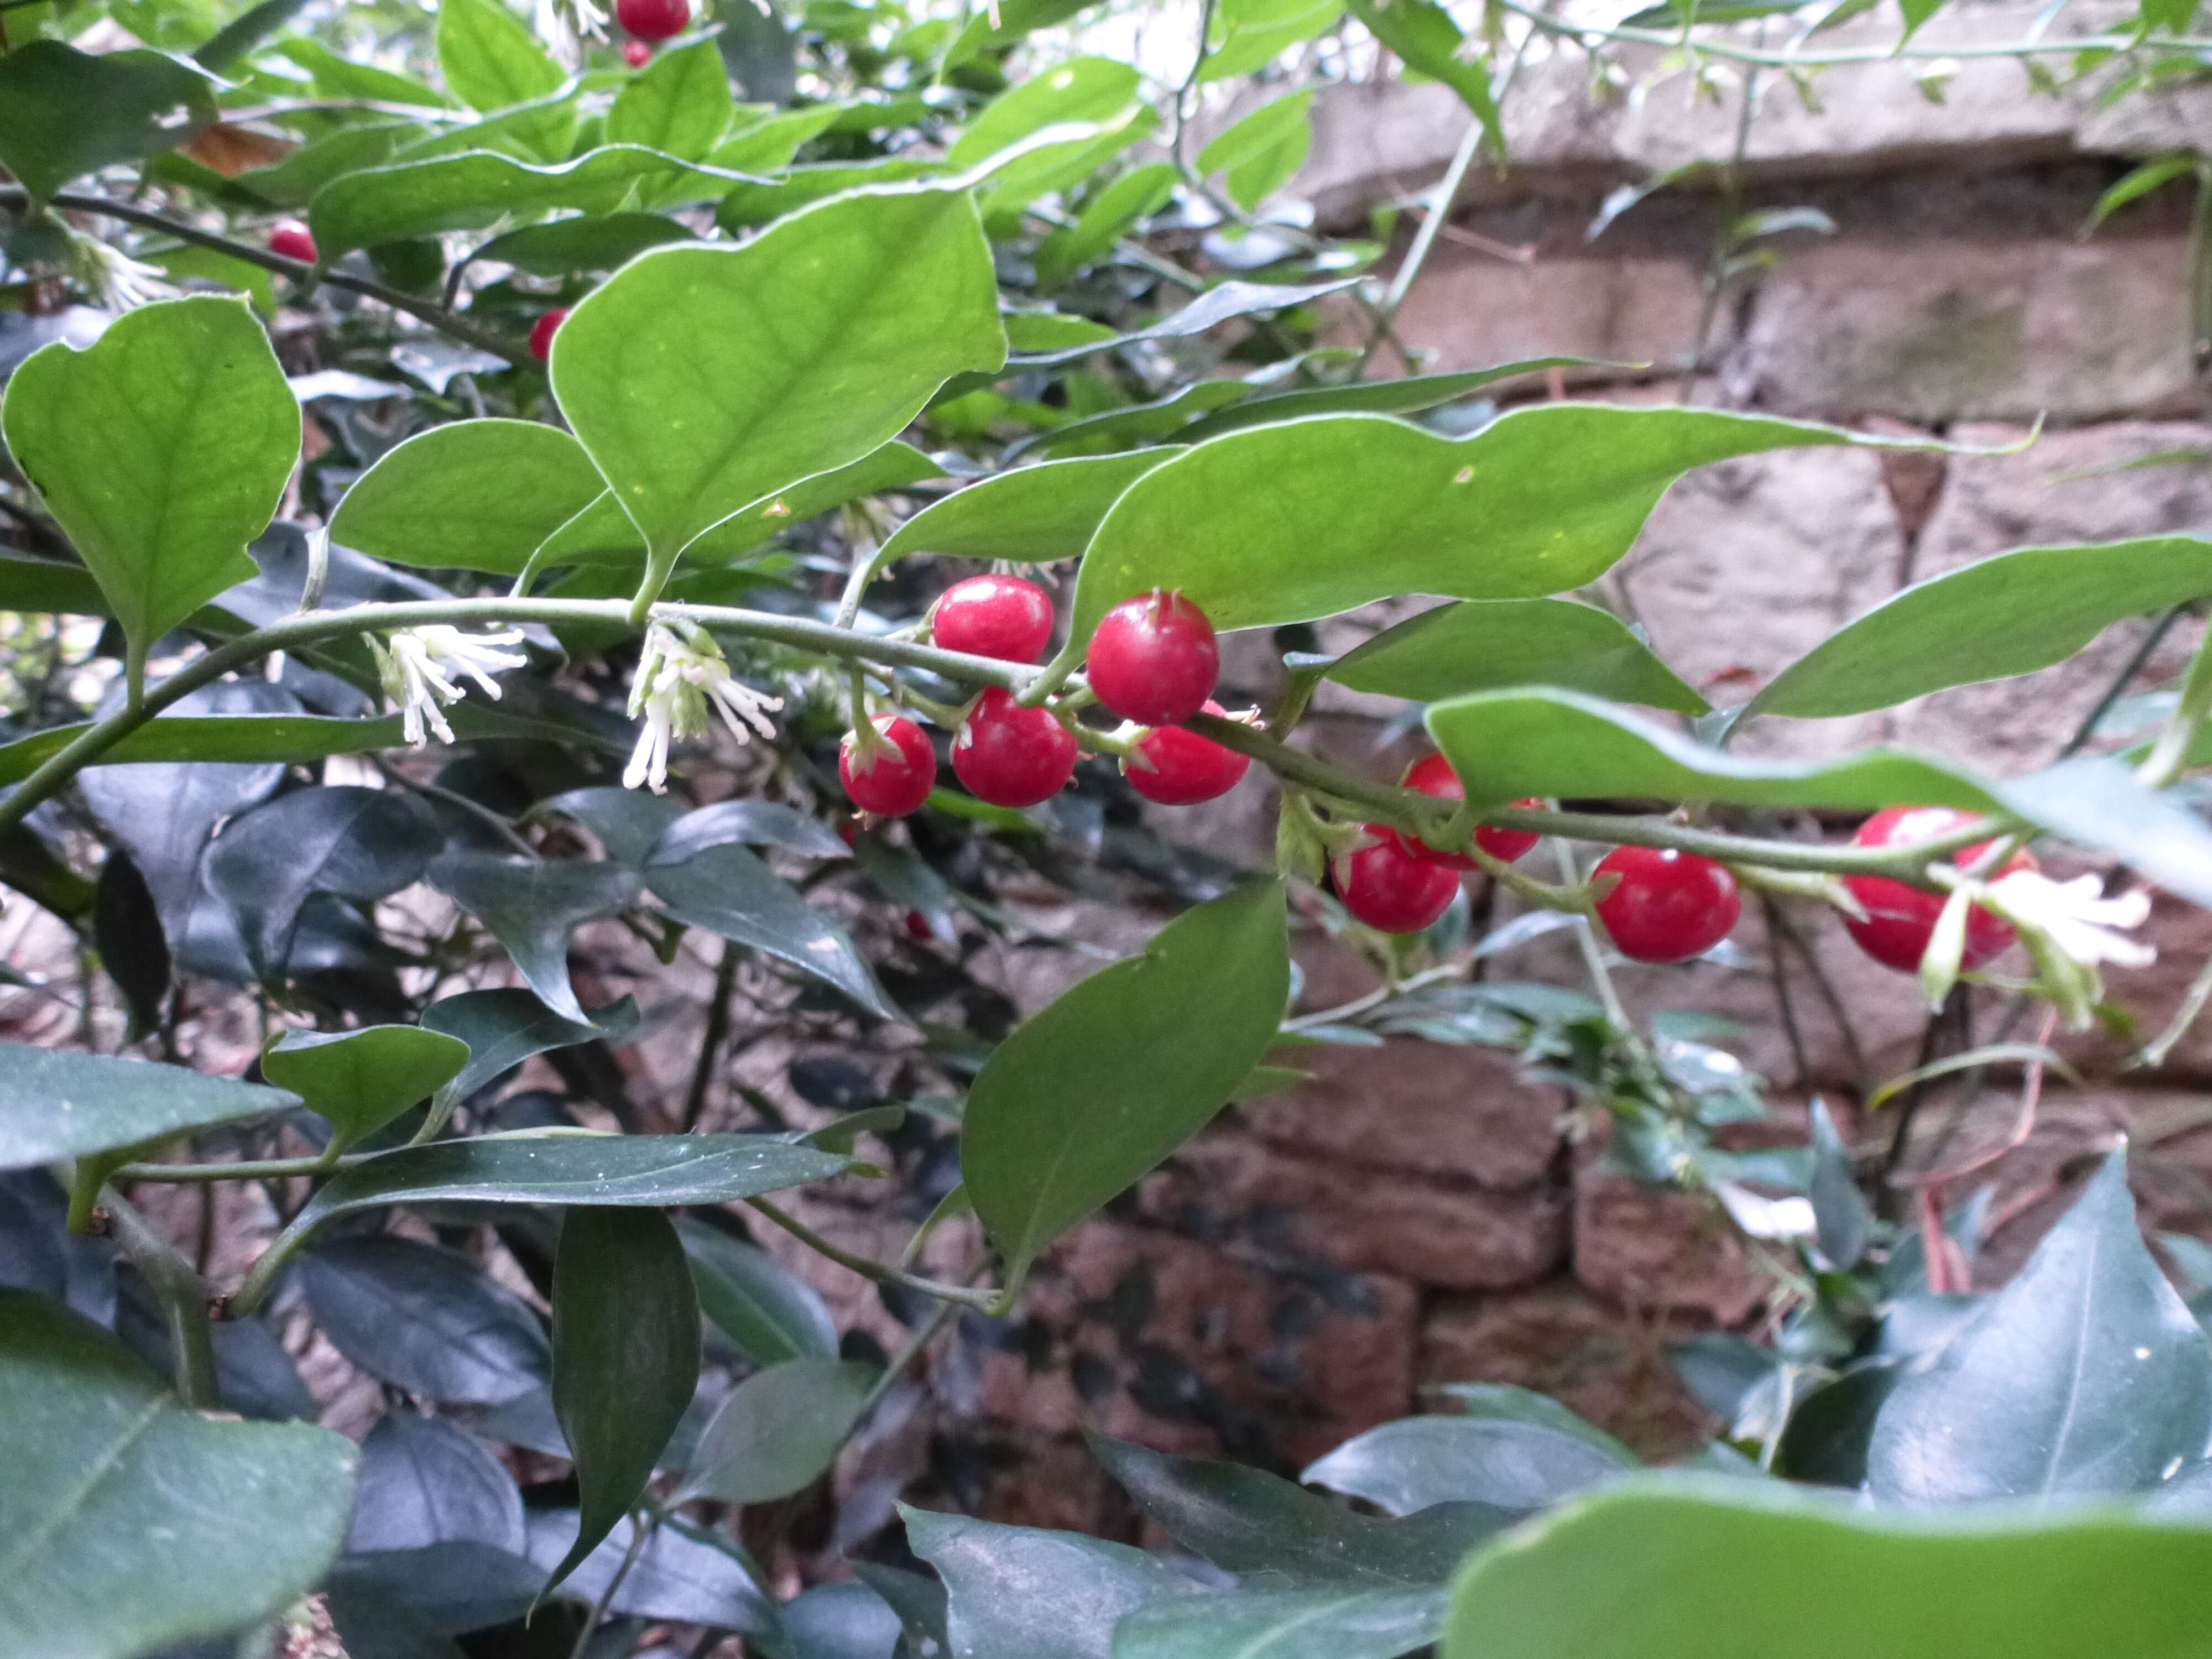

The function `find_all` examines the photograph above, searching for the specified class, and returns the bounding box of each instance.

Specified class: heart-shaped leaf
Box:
[0,1040,295,1172]
[264,1024,470,1154]
[1329,599,1707,714]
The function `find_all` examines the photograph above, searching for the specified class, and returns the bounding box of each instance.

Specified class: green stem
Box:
[744,1196,1000,1311]
[1359,106,1486,371]
[1554,838,1635,1038]
[114,1153,372,1182]
[2140,617,2212,787]
[102,1186,221,1408]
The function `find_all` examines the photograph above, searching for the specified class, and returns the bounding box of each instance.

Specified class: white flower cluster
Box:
[372,625,530,746]
[624,623,782,793]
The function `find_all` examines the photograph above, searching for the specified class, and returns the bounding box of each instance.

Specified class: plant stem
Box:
[570,1512,654,1659]
[2139,952,2212,1070]
[854,1296,962,1423]
[744,1195,1001,1311]
[102,1185,221,1408]
[1359,115,1485,372]
[113,1153,372,1182]
[683,943,741,1131]
[2140,614,2212,787]
[1554,838,1635,1037]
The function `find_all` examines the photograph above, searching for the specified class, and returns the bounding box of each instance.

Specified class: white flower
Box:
[1986,869,2157,971]
[372,625,530,746]
[623,623,782,793]
[66,231,177,314]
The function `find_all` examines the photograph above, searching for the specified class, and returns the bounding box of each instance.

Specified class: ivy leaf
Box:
[1,297,298,691]
[436,0,564,111]
[676,1357,879,1503]
[645,843,897,1020]
[420,987,638,1119]
[1117,1587,1444,1659]
[429,853,644,1025]
[677,1217,838,1365]
[866,452,1173,582]
[551,185,1005,607]
[0,1292,357,1659]
[547,1207,699,1594]
[1867,1149,2212,1503]
[607,36,736,161]
[302,1237,550,1405]
[0,1040,294,1172]
[962,880,1288,1277]
[0,42,218,202]
[330,419,610,575]
[1747,537,2212,719]
[263,1024,471,1155]
[1197,90,1313,212]
[903,1507,1191,1659]
[1329,599,1708,714]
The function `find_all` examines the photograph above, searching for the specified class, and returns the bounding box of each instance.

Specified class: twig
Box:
[1891,1008,2059,1192]
[570,1511,654,1659]
[1758,894,1811,1091]
[683,943,741,1131]
[743,1196,1001,1312]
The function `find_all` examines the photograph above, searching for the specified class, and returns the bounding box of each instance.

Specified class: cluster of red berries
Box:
[839,579,1246,818]
[1332,752,1548,938]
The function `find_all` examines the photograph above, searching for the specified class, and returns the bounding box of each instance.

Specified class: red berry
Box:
[269,221,317,264]
[1592,846,1740,963]
[528,308,570,362]
[617,0,689,37]
[952,687,1077,807]
[622,38,653,65]
[839,714,936,817]
[930,574,1054,664]
[1333,829,1462,934]
[1386,752,1541,869]
[1086,589,1219,727]
[1123,700,1249,805]
[1840,805,2032,973]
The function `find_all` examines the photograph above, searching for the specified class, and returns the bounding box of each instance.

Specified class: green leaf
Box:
[0,42,218,202]
[1200,0,1345,81]
[331,419,609,575]
[429,853,644,1025]
[647,800,849,864]
[715,158,950,231]
[301,1236,549,1405]
[1015,382,1246,457]
[1198,90,1313,213]
[1440,1477,2212,1658]
[0,1039,295,1172]
[1328,599,1708,714]
[709,105,847,170]
[263,1024,471,1155]
[1344,0,1500,156]
[548,1206,699,1593]
[1746,538,2212,719]
[867,452,1173,585]
[1867,1149,2212,1502]
[1806,1099,1873,1271]
[194,0,315,72]
[941,0,1102,67]
[645,843,897,1020]
[904,1507,1192,1659]
[422,987,638,1118]
[0,552,108,615]
[1175,359,1608,445]
[275,38,452,107]
[391,90,580,166]
[469,211,692,277]
[677,1217,838,1364]
[1303,1410,1635,1515]
[552,185,1004,606]
[946,55,1141,170]
[0,1291,357,1658]
[311,145,746,258]
[1863,1043,2077,1111]
[963,880,1288,1277]
[1035,162,1178,288]
[1061,406,1876,650]
[608,38,737,161]
[1005,276,1359,371]
[1115,1587,1443,1659]
[677,1357,879,1503]
[1,297,299,689]
[437,0,564,111]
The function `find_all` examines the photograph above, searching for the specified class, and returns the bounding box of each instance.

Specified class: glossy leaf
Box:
[524,1511,775,1632]
[1174,358,1611,444]
[539,782,683,864]
[436,0,564,112]
[716,158,948,229]
[548,1206,700,1592]
[552,186,1004,599]
[1867,1149,2212,1503]
[678,1356,879,1503]
[677,1217,838,1364]
[429,853,643,1025]
[904,1507,1192,1659]
[331,418,608,574]
[0,42,217,201]
[1115,1587,1443,1659]
[1198,90,1313,212]
[325,1541,536,1642]
[208,786,444,980]
[1441,1477,2212,1658]
[300,1236,550,1405]
[1061,406,1876,651]
[1774,1361,1901,1488]
[711,104,847,170]
[0,1291,356,1658]
[1807,1098,1874,1271]
[648,800,849,865]
[1329,599,1707,714]
[1015,382,1248,457]
[963,880,1288,1275]
[948,56,1140,168]
[1303,1411,1634,1515]
[1,297,298,685]
[784,1580,905,1659]
[264,1024,471,1154]
[608,37,736,159]
[0,1040,294,1172]
[1747,538,2212,718]
[93,849,169,1036]
[867,451,1172,581]
[420,986,635,1117]
[1428,1384,1641,1462]
[347,1410,527,1553]
[645,842,896,1019]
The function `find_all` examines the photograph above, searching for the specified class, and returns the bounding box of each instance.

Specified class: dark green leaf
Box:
[208,786,444,981]
[548,1206,699,1592]
[421,987,637,1117]
[677,1217,838,1364]
[648,801,849,865]
[552,185,1004,601]
[0,1040,293,1171]
[264,1025,469,1154]
[1175,359,1614,444]
[1,297,298,685]
[1303,1411,1634,1514]
[1115,1587,1442,1659]
[470,211,693,276]
[903,1507,1191,1659]
[93,848,169,1036]
[645,842,896,1019]
[1011,382,1245,457]
[331,418,609,575]
[437,0,564,111]
[348,1409,527,1553]
[867,452,1173,581]
[0,552,107,615]
[2088,155,2199,231]
[1428,1384,1641,1460]
[783,1580,904,1659]
[524,1511,775,1632]
[0,43,218,202]
[1806,1098,1873,1270]
[540,784,682,864]
[608,37,737,160]
[113,1272,312,1422]
[389,88,579,166]
[1867,1149,2212,1502]
[0,1293,357,1657]
[677,1356,878,1503]
[963,880,1288,1276]
[1329,599,1707,714]
[1440,1476,2212,1658]
[1747,538,2212,719]
[1775,1361,1901,1488]
[301,1236,549,1404]
[325,1542,536,1644]
[429,853,643,1025]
